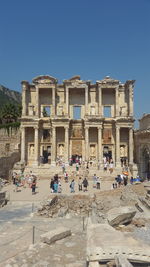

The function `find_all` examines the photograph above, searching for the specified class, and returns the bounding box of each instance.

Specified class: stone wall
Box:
[0,152,21,179]
[0,128,20,157]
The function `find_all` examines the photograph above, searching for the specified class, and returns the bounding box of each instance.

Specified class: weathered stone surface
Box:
[40,227,71,244]
[107,206,136,227]
[115,255,133,267]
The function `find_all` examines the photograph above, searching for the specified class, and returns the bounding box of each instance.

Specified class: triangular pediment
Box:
[32,75,57,84]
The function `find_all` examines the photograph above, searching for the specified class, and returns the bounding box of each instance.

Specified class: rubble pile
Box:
[37,184,149,226]
[38,194,93,217]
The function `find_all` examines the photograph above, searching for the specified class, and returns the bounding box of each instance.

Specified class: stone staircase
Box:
[24,164,124,180]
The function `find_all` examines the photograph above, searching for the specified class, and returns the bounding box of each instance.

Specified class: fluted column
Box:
[129,84,133,117]
[52,87,56,116]
[129,127,133,164]
[34,127,39,165]
[115,87,119,117]
[98,84,102,116]
[51,126,56,165]
[116,125,120,167]
[85,86,88,115]
[21,126,26,163]
[66,86,69,116]
[65,126,69,163]
[85,126,89,161]
[35,85,40,117]
[98,126,102,163]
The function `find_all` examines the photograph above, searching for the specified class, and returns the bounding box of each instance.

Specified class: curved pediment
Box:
[32,75,57,84]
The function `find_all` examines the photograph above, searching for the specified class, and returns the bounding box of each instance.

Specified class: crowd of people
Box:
[49,174,90,194]
[12,171,37,194]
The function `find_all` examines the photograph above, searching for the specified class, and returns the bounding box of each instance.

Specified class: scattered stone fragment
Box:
[40,227,71,245]
[107,206,136,227]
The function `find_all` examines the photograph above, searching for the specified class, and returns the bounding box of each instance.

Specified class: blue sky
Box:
[0,0,150,125]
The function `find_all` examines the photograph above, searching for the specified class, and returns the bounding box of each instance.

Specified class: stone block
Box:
[107,206,136,227]
[40,227,71,244]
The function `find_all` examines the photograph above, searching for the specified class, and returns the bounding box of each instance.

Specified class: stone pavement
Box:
[4,177,114,203]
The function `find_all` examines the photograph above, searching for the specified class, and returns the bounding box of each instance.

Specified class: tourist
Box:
[64,172,68,182]
[96,176,101,189]
[83,177,88,192]
[12,172,17,185]
[130,176,134,184]
[62,163,65,173]
[109,160,114,174]
[70,179,75,193]
[31,178,36,194]
[76,162,79,172]
[78,177,83,191]
[53,181,58,193]
[104,162,107,172]
[93,174,97,188]
[58,182,62,193]
[50,178,54,193]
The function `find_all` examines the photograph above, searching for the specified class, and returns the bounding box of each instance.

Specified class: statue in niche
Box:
[59,144,64,156]
[120,146,125,157]
[91,106,95,115]
[90,145,96,156]
[73,128,82,138]
[30,144,34,156]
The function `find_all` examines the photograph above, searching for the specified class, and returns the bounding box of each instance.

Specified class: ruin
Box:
[134,114,150,179]
[20,75,135,172]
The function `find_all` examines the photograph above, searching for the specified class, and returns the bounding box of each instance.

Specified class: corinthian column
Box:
[52,87,56,116]
[21,126,26,163]
[129,127,133,164]
[34,127,39,165]
[85,86,88,115]
[115,87,119,117]
[51,126,56,165]
[98,126,102,163]
[85,126,89,161]
[129,83,133,117]
[116,125,120,167]
[65,126,69,164]
[22,82,27,116]
[66,86,69,116]
[98,84,102,116]
[35,85,40,118]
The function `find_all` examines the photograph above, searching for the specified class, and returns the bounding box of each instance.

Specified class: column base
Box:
[115,162,121,168]
[51,161,56,166]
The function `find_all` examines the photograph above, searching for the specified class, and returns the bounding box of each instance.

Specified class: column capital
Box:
[34,126,39,130]
[85,126,89,130]
[97,125,102,130]
[116,125,120,130]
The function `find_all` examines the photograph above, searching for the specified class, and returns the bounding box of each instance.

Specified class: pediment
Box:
[32,75,57,84]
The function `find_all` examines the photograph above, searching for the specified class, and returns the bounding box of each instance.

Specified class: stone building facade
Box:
[20,75,135,168]
[134,114,150,178]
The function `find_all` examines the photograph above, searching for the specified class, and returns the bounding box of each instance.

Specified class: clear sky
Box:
[0,0,150,126]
